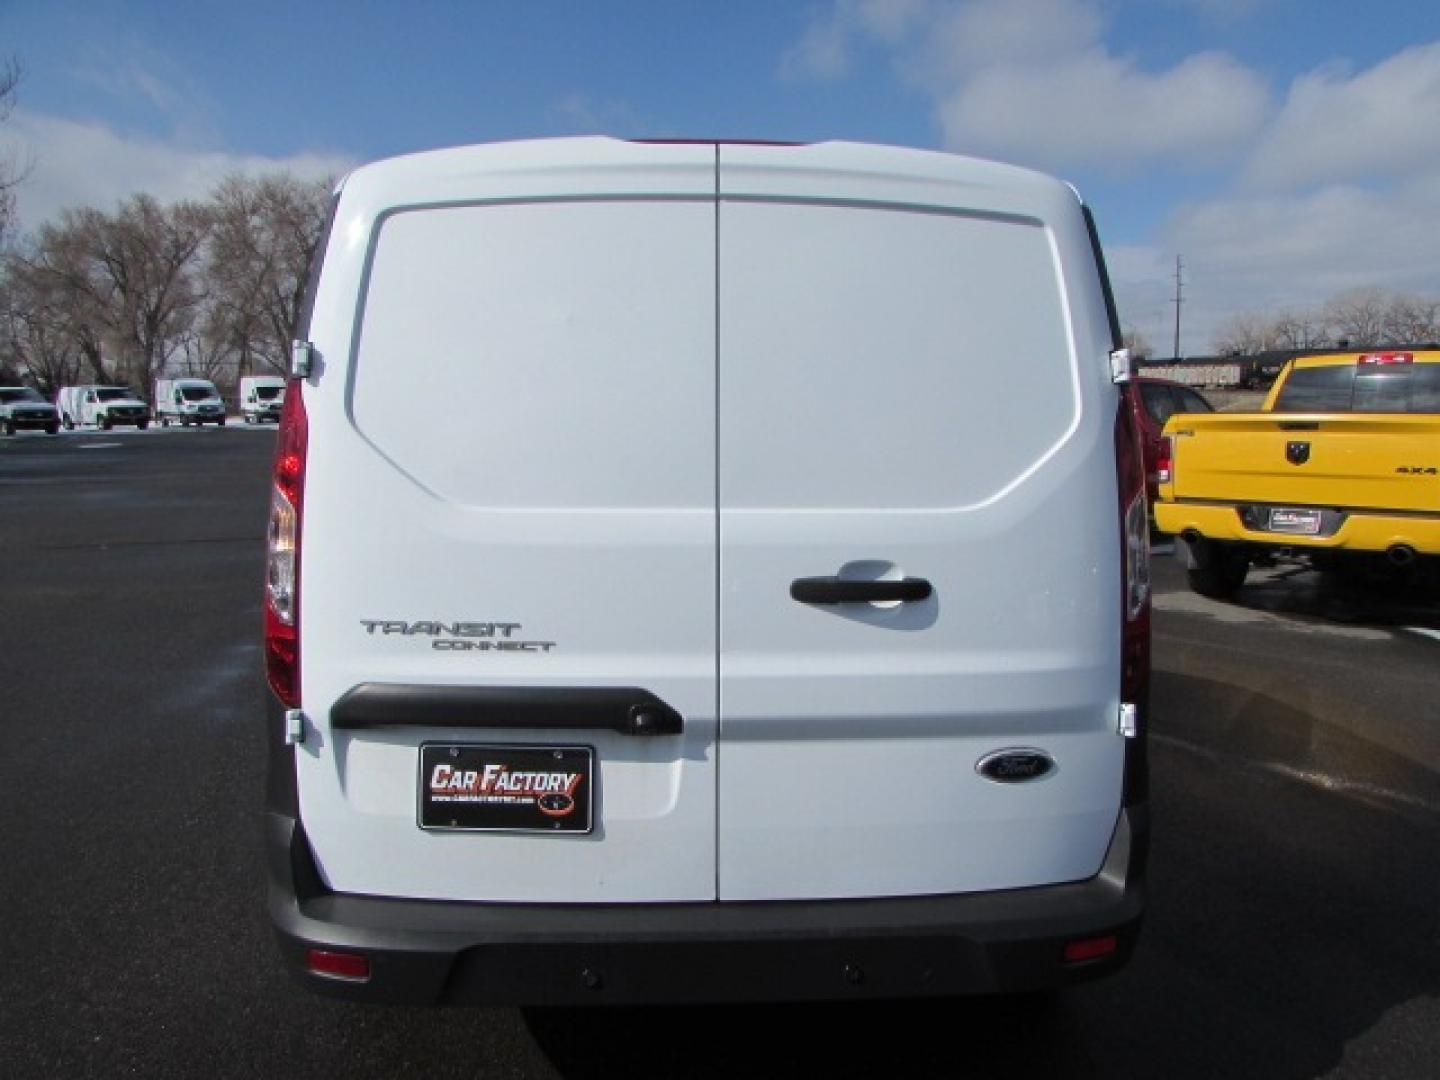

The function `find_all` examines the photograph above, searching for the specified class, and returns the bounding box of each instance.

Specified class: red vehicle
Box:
[1126,376,1214,506]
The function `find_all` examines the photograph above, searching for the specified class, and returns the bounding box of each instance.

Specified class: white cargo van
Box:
[240,375,286,423]
[77,385,150,429]
[155,378,226,426]
[265,138,1151,1005]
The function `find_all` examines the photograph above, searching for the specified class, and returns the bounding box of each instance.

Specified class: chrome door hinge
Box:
[284,708,307,746]
[1118,702,1139,739]
[290,339,315,379]
[1109,347,1133,384]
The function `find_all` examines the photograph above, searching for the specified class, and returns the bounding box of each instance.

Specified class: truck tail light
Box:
[265,380,308,706]
[1156,435,1173,486]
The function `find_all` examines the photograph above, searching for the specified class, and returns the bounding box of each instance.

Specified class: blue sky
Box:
[3,0,1439,353]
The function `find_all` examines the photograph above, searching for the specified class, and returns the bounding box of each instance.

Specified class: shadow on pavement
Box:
[1229,558,1440,631]
[523,671,1440,1080]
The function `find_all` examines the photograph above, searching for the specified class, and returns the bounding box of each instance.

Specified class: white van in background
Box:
[264,138,1150,1006]
[155,378,226,427]
[240,376,286,424]
[76,385,150,430]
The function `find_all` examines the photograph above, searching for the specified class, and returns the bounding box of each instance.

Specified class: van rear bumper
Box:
[267,805,1147,1006]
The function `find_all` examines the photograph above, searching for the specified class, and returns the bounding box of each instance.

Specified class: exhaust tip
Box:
[1387,544,1417,567]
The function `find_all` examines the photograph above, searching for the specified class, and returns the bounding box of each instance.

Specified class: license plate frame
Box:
[1267,507,1323,535]
[418,743,594,834]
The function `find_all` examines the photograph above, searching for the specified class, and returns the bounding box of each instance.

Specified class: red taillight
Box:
[1155,435,1173,486]
[1063,935,1118,964]
[1358,352,1412,365]
[305,948,370,981]
[265,381,308,706]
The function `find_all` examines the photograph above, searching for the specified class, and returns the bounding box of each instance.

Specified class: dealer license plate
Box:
[419,744,594,833]
[1267,508,1322,535]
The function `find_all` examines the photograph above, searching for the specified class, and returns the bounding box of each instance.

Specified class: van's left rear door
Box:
[297,141,719,903]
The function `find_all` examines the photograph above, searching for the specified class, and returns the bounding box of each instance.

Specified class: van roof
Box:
[341,137,1080,214]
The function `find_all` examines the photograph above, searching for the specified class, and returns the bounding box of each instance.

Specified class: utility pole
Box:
[1171,254,1184,361]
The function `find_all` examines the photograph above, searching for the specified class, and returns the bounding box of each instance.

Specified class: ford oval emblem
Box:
[976,749,1056,784]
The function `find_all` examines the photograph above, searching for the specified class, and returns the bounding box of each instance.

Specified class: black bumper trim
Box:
[267,804,1147,1005]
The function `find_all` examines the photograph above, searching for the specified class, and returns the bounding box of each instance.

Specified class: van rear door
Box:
[298,142,719,903]
[715,144,1125,901]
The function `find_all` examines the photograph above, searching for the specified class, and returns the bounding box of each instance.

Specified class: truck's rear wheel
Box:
[99,415,113,430]
[1187,551,1250,598]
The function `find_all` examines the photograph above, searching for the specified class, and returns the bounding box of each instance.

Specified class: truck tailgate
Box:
[1168,412,1440,512]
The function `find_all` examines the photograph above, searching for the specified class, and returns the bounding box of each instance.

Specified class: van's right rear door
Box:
[715,143,1126,902]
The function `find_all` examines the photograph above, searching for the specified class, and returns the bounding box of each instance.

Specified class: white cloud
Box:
[783,0,1272,171]
[939,48,1269,168]
[1245,43,1440,190]
[2,109,354,232]
[1112,178,1440,353]
[781,3,1440,353]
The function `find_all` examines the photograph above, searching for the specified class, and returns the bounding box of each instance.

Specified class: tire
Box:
[160,416,169,427]
[137,420,149,431]
[218,416,227,427]
[245,413,254,425]
[1187,550,1250,599]
[46,423,59,435]
[99,414,113,431]
[62,416,74,430]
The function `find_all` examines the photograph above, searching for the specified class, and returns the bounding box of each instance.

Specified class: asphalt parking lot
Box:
[1,427,1437,1080]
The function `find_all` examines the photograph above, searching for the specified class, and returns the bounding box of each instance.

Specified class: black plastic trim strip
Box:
[329,684,683,736]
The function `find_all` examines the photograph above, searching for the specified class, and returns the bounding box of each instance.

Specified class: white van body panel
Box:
[294,138,1125,907]
[298,140,720,902]
[713,144,1122,899]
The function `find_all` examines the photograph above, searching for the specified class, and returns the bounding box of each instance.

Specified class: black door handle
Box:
[790,576,932,605]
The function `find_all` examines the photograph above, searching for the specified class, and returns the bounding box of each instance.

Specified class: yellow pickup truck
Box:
[1154,350,1440,597]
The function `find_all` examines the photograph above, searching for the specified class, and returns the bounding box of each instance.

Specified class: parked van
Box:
[155,378,226,427]
[74,385,150,430]
[265,139,1150,1005]
[240,375,287,424]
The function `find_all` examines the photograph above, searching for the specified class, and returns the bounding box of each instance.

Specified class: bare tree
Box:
[1382,293,1440,345]
[1213,312,1287,356]
[0,255,86,392]
[6,220,113,382]
[204,173,331,377]
[0,57,27,246]
[1269,309,1329,350]
[1323,287,1388,347]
